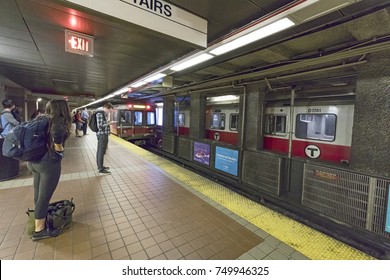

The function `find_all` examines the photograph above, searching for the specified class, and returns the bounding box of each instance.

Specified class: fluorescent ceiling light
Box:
[130,81,147,88]
[143,73,166,83]
[210,17,295,56]
[170,53,214,71]
[208,95,240,102]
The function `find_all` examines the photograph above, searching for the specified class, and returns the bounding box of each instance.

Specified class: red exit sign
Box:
[65,30,94,57]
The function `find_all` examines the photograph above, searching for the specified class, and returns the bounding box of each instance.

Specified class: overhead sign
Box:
[64,0,207,48]
[65,30,94,57]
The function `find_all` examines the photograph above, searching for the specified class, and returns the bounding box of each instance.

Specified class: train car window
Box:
[134,111,143,126]
[178,113,185,126]
[230,114,239,131]
[210,113,225,130]
[295,114,336,141]
[147,112,155,125]
[264,115,287,135]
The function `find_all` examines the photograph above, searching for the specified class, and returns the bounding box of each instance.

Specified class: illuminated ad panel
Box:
[193,142,210,166]
[386,184,390,233]
[215,147,238,176]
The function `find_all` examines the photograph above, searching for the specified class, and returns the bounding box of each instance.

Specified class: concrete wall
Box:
[243,83,266,151]
[351,51,390,177]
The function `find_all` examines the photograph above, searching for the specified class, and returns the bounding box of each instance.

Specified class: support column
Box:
[162,96,175,134]
[189,93,206,139]
[243,83,266,151]
[351,51,390,177]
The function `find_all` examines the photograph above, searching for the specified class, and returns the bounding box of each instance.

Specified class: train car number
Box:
[133,140,146,146]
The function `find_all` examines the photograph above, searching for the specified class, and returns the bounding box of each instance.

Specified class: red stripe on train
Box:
[206,130,238,145]
[263,136,351,163]
[178,127,190,136]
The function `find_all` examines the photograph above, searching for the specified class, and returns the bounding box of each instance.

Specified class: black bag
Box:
[46,199,75,230]
[88,111,98,132]
[88,111,105,133]
[26,198,75,236]
[2,115,49,161]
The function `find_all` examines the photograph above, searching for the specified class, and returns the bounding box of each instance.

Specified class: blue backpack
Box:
[2,116,50,161]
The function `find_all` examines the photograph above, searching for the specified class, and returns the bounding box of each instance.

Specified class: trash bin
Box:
[0,138,21,181]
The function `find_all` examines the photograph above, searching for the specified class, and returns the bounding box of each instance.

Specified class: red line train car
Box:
[205,95,240,145]
[109,103,157,145]
[264,99,354,165]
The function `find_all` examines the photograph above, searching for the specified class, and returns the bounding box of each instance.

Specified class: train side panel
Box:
[264,104,354,164]
[205,103,240,145]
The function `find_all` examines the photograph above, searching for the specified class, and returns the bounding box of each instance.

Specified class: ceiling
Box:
[1,0,390,108]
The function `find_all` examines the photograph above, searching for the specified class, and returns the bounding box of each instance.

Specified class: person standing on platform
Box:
[27,99,71,241]
[0,99,20,138]
[95,102,113,175]
[74,110,83,137]
[81,107,89,135]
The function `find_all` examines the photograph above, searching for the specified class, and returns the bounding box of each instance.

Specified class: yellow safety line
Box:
[111,136,375,260]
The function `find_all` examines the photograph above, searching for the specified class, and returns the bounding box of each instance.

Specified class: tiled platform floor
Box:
[0,132,373,260]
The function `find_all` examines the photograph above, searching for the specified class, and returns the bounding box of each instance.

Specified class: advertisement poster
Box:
[385,184,390,233]
[215,146,238,176]
[193,142,210,166]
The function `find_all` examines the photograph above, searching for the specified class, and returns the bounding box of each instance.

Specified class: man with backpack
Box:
[0,99,20,138]
[94,102,113,175]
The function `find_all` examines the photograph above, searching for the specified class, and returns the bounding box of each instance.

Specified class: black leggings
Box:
[27,157,61,219]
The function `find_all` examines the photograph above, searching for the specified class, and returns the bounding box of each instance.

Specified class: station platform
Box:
[0,133,375,260]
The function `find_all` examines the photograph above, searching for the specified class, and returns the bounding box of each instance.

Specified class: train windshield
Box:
[147,112,155,125]
[295,114,336,141]
[134,111,143,125]
[119,111,132,125]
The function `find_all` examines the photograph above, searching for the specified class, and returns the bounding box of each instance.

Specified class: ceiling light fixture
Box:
[170,53,214,71]
[130,81,147,88]
[143,73,166,83]
[209,18,295,56]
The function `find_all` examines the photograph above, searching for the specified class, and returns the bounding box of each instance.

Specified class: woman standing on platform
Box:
[27,99,71,241]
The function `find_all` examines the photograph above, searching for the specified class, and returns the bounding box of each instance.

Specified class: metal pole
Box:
[288,88,295,158]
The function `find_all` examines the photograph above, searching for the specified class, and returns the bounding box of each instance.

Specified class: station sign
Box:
[64,0,207,48]
[65,30,94,57]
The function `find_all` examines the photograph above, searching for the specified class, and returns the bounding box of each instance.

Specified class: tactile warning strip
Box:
[111,136,375,260]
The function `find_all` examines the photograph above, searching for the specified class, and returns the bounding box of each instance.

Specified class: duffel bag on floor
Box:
[26,198,75,236]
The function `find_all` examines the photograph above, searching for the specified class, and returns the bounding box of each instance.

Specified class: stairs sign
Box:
[64,0,207,48]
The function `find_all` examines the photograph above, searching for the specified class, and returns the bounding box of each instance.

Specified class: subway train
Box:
[173,94,354,165]
[143,89,390,259]
[109,103,157,145]
[205,96,240,146]
[263,100,354,165]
